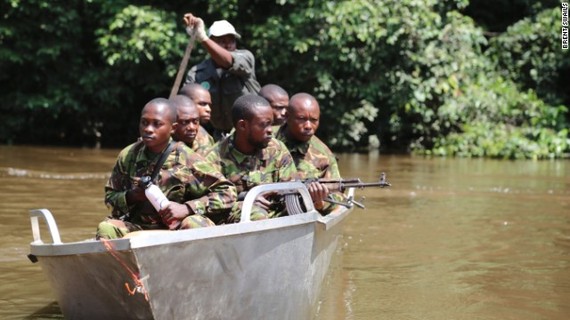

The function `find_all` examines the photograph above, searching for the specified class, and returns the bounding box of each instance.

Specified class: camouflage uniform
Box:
[205,133,297,221]
[97,140,236,239]
[275,125,344,215]
[192,125,215,156]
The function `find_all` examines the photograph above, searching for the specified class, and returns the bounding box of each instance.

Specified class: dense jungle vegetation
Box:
[1,0,569,159]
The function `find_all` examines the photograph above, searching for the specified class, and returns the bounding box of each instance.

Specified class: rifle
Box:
[303,172,391,209]
[308,172,391,192]
[238,173,391,212]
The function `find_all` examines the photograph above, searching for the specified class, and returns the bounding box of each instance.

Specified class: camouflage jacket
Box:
[105,140,236,228]
[205,133,297,194]
[275,125,344,214]
[192,126,215,156]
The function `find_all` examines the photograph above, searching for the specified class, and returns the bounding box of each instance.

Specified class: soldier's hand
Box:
[254,193,273,211]
[126,186,146,204]
[159,202,189,229]
[308,182,329,210]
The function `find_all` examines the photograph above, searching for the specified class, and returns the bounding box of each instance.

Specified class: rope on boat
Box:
[101,238,149,301]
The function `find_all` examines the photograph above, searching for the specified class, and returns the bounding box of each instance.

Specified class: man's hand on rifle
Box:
[307,181,329,211]
[254,192,276,211]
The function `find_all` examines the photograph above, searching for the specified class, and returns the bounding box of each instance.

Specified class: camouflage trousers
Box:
[225,201,284,223]
[96,215,215,240]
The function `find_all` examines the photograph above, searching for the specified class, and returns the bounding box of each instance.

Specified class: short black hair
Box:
[143,98,176,123]
[289,92,319,112]
[231,94,270,126]
[259,84,288,99]
[179,83,208,99]
[170,95,196,110]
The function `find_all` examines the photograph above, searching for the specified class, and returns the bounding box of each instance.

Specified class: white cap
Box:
[208,20,241,39]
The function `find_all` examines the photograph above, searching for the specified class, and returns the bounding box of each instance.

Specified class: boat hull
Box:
[28,182,353,320]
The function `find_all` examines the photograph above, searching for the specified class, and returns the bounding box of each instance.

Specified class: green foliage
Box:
[418,5,570,159]
[0,0,189,146]
[428,76,570,159]
[0,0,568,158]
[387,10,492,149]
[488,7,570,106]
[1,0,91,144]
[464,0,560,32]
[97,5,186,77]
[431,123,570,160]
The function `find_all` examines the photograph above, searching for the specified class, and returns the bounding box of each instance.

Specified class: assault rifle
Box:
[238,173,391,211]
[313,172,391,209]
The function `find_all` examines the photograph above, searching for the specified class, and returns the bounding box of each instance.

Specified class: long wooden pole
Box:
[169,35,196,99]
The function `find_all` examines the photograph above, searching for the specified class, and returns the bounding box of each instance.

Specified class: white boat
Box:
[27,182,356,320]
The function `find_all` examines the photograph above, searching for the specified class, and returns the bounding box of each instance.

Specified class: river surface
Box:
[0,145,568,319]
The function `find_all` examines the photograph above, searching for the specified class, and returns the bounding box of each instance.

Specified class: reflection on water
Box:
[0,146,569,319]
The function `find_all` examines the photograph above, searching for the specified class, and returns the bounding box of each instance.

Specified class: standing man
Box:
[275,93,344,215]
[183,13,261,139]
[205,94,296,221]
[259,84,289,126]
[171,94,214,156]
[96,98,236,239]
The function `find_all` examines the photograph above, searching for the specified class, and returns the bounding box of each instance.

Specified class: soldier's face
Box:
[267,93,289,126]
[191,90,212,124]
[246,106,274,150]
[173,106,200,145]
[139,103,175,153]
[287,101,320,143]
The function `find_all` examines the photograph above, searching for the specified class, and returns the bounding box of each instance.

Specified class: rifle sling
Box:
[151,141,175,183]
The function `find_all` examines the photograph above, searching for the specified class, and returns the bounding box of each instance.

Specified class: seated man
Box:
[179,83,212,128]
[205,94,296,221]
[259,84,289,126]
[96,98,236,239]
[170,94,214,156]
[179,83,215,146]
[179,83,215,145]
[275,93,344,215]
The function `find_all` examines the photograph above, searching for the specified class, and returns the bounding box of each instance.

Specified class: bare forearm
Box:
[202,39,232,69]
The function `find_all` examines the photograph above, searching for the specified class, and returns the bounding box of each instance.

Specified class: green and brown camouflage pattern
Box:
[192,125,215,156]
[104,139,236,229]
[275,125,345,214]
[205,133,297,193]
[205,133,297,221]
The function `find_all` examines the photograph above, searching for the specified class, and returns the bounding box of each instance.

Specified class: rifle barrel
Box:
[318,178,361,184]
[340,181,391,189]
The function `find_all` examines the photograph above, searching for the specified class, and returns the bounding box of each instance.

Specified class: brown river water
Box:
[0,145,569,319]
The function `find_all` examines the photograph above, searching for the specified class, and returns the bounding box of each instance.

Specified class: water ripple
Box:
[0,167,110,180]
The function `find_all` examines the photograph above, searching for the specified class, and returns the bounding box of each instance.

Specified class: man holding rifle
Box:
[275,93,344,215]
[205,94,297,222]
